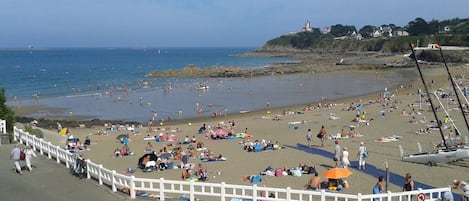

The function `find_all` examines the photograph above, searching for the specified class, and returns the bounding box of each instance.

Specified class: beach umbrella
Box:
[214,129,228,136]
[323,168,352,179]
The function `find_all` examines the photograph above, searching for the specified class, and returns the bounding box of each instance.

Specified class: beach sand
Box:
[24,65,469,199]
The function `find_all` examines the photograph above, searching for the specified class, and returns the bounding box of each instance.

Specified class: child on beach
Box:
[306,129,312,147]
[24,145,37,172]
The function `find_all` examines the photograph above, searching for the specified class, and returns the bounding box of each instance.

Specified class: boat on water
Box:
[196,85,209,91]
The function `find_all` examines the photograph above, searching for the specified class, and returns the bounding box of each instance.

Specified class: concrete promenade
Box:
[0,143,133,201]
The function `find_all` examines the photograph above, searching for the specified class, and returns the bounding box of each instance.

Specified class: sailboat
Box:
[399,43,469,166]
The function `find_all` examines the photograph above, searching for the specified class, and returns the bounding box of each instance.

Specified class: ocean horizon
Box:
[0,47,410,122]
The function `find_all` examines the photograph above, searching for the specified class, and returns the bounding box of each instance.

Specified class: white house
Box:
[301,20,313,32]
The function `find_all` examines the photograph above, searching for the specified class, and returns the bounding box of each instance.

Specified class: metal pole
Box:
[409,43,447,146]
[384,161,389,191]
[438,47,469,134]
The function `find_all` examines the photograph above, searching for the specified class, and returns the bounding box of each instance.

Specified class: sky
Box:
[1,0,468,48]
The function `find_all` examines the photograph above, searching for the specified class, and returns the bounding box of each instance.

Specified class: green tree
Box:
[406,17,430,36]
[330,24,357,37]
[359,25,376,38]
[0,88,15,134]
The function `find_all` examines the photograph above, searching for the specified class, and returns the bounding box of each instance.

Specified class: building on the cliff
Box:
[321,27,331,34]
[301,20,313,32]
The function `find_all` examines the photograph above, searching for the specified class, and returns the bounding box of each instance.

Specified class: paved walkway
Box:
[0,143,133,201]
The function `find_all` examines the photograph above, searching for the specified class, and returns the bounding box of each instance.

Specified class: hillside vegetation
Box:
[259,18,469,54]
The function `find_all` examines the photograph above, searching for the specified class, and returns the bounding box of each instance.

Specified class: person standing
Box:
[402,173,414,192]
[372,176,384,201]
[333,140,341,167]
[306,129,312,147]
[10,144,23,175]
[342,147,350,169]
[318,125,327,147]
[24,145,37,172]
[357,141,367,170]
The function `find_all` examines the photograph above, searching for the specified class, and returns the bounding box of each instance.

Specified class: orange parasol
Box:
[323,168,352,179]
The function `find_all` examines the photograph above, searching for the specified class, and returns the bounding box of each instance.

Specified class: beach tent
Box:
[137,153,158,169]
[59,128,68,135]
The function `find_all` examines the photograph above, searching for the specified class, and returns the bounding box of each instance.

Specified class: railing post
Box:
[387,191,392,201]
[286,187,291,201]
[190,180,195,201]
[39,138,44,155]
[86,159,91,179]
[56,146,61,163]
[19,130,23,144]
[99,164,103,185]
[252,184,258,201]
[112,170,117,191]
[320,189,326,201]
[130,176,136,199]
[159,178,165,201]
[221,182,226,201]
[65,152,70,168]
[357,193,362,201]
[47,142,52,159]
[13,126,17,142]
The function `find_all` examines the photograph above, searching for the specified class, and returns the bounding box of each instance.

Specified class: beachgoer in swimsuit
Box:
[304,172,321,190]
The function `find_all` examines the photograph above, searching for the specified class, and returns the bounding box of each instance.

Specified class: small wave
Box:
[65,93,103,98]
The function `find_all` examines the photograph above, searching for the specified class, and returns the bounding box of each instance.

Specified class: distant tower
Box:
[301,20,313,32]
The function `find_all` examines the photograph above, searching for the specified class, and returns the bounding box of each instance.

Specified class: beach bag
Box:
[20,151,26,160]
[317,133,324,139]
[275,168,283,177]
[363,151,369,158]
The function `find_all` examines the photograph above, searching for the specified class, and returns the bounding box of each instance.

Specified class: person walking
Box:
[342,147,350,169]
[318,125,327,147]
[357,141,367,170]
[333,140,341,167]
[24,145,37,172]
[306,129,312,147]
[10,144,23,175]
[402,173,414,192]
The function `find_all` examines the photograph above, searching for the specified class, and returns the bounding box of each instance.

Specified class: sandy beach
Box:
[19,64,469,199]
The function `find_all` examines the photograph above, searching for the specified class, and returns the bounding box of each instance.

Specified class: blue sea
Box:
[0,47,408,122]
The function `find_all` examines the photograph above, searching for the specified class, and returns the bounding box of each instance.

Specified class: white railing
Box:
[14,126,451,201]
